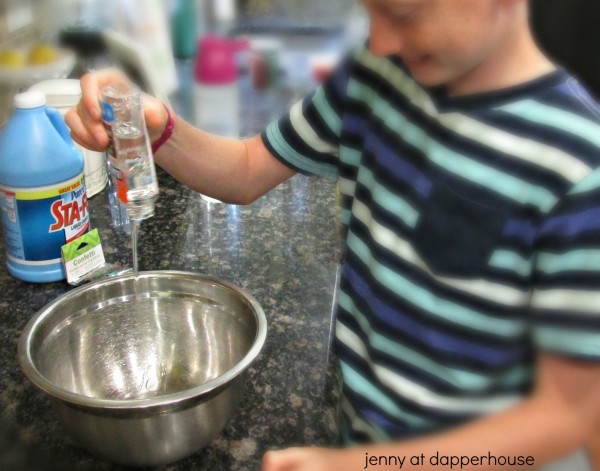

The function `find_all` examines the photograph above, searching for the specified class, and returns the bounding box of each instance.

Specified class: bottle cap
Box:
[14,91,47,109]
[194,36,240,85]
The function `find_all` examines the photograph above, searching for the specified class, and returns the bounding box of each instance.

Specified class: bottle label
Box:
[61,228,106,285]
[0,174,90,266]
[100,101,117,160]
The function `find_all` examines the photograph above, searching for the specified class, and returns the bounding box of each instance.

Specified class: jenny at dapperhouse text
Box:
[363,451,535,469]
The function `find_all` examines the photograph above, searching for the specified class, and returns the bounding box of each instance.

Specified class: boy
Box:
[67,1,600,469]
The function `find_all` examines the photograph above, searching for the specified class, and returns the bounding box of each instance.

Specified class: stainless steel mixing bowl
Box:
[18,271,267,466]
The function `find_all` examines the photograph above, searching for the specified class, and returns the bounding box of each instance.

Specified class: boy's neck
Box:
[447,10,556,97]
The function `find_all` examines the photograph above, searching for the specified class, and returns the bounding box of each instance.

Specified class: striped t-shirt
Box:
[262,45,600,444]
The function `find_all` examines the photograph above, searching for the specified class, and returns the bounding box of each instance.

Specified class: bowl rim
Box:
[17,270,268,413]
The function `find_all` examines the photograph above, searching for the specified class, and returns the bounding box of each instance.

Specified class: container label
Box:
[61,228,105,285]
[0,174,90,265]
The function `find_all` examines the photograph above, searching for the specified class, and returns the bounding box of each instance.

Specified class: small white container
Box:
[29,79,108,198]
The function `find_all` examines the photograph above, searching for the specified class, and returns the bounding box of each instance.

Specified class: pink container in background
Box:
[193,36,247,203]
[193,36,248,138]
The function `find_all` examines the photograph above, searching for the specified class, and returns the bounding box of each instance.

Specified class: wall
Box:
[0,0,64,53]
[530,0,600,99]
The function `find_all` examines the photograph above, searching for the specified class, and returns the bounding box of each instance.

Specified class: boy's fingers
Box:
[65,106,107,152]
[262,448,310,471]
[71,68,132,150]
[142,95,170,142]
[79,72,102,121]
[72,69,169,150]
[80,68,130,121]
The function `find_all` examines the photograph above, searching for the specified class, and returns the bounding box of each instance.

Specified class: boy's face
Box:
[362,0,515,92]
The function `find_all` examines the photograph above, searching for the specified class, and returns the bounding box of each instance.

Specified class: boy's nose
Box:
[368,16,405,56]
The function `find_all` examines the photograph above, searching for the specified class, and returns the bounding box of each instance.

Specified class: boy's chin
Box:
[409,72,448,88]
[403,61,449,88]
[409,67,465,91]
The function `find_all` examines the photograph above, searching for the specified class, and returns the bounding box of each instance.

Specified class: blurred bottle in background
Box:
[193,35,245,203]
[194,36,241,138]
[341,0,369,52]
[170,0,200,59]
[203,0,237,35]
[249,38,281,91]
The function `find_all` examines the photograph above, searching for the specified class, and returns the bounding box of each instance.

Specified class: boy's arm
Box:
[153,116,296,204]
[262,351,600,470]
[65,69,296,204]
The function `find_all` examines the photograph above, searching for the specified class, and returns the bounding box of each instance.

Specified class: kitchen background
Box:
[0,0,599,130]
[1,1,599,469]
[0,0,366,127]
[0,2,358,468]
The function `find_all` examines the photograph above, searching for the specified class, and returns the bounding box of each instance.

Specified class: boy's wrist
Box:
[151,105,175,154]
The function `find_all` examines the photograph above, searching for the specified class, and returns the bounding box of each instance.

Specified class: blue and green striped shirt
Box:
[262,45,600,443]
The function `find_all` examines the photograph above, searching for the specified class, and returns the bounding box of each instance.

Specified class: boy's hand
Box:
[262,447,356,471]
[65,68,168,152]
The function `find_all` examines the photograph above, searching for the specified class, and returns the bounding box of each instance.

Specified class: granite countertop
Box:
[0,58,343,470]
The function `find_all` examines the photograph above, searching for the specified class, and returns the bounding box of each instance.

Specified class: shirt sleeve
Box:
[261,51,355,180]
[531,167,600,360]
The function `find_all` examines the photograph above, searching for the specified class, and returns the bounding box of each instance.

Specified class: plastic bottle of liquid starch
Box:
[0,91,90,283]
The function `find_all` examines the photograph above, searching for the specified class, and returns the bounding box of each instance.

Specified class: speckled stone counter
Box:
[0,58,343,470]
